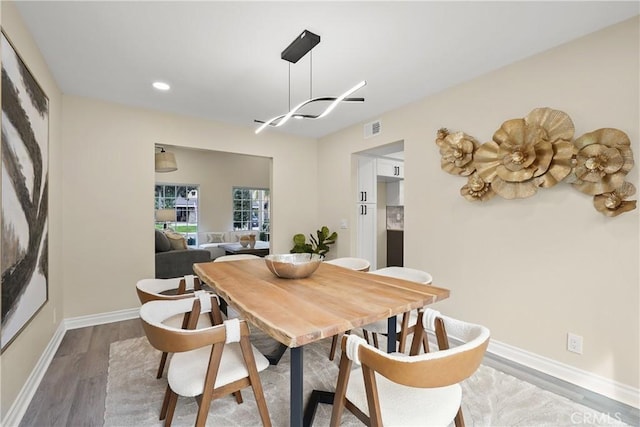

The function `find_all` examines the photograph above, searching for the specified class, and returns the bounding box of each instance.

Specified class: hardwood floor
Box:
[18,319,639,426]
[19,319,145,427]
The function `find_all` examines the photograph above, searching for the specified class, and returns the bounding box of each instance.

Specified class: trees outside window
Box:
[232,187,270,241]
[155,184,199,244]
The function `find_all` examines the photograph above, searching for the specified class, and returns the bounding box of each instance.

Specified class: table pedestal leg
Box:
[291,346,303,427]
[387,315,397,353]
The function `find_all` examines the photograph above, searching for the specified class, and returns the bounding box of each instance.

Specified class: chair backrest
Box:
[369,266,432,284]
[136,275,203,304]
[343,309,489,388]
[139,292,244,354]
[325,257,371,272]
[213,254,261,262]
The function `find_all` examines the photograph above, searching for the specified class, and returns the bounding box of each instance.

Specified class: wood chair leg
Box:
[160,384,171,420]
[330,341,353,427]
[233,390,243,404]
[454,406,465,427]
[329,335,339,361]
[330,331,351,361]
[251,381,272,427]
[195,392,213,427]
[397,312,410,353]
[156,352,169,379]
[239,334,272,427]
[372,332,379,349]
[363,329,371,345]
[164,388,179,427]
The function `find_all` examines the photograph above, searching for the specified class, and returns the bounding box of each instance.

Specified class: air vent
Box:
[364,120,382,139]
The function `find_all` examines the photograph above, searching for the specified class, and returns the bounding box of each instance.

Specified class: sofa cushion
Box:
[207,232,226,243]
[155,229,171,253]
[164,230,187,250]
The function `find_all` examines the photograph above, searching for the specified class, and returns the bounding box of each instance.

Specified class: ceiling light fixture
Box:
[255,30,366,134]
[152,81,170,91]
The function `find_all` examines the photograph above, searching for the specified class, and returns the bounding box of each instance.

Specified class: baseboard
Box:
[488,339,639,409]
[2,308,140,427]
[64,307,140,330]
[2,321,66,427]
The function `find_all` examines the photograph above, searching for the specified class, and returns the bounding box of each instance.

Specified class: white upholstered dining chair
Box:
[325,257,371,272]
[362,266,433,353]
[325,257,371,360]
[136,275,219,378]
[140,293,272,427]
[330,308,490,427]
[212,254,260,317]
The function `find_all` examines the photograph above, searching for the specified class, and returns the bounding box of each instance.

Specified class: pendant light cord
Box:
[288,62,291,112]
[310,50,313,99]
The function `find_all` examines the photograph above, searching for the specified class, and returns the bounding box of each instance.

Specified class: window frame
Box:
[232,186,270,241]
[155,183,199,245]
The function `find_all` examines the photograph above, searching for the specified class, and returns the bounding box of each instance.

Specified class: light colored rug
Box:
[105,330,627,426]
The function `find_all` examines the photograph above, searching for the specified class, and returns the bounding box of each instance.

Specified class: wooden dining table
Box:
[193,258,450,427]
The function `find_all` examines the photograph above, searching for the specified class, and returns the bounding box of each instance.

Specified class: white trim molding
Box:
[64,307,139,330]
[488,339,640,409]
[2,308,140,427]
[2,322,66,427]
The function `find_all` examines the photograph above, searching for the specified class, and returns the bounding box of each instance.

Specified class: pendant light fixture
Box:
[155,145,178,172]
[255,30,366,134]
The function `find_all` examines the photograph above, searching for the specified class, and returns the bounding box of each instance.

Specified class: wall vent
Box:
[364,120,382,139]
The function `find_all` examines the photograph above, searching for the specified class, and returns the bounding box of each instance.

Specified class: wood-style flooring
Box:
[19,319,145,427]
[18,319,640,426]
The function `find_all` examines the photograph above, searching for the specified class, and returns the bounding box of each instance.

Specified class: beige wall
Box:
[154,146,271,233]
[61,95,318,320]
[1,1,64,417]
[319,17,639,391]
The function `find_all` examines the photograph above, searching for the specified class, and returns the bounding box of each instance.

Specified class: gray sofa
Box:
[155,229,211,279]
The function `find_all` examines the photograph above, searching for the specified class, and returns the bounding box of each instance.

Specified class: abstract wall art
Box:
[1,31,49,352]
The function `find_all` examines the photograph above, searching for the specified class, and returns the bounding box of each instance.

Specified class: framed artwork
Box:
[1,31,49,352]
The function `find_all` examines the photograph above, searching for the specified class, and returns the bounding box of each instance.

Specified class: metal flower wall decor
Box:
[435,108,636,216]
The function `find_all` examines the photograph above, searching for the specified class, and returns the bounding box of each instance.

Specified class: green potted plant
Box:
[290,226,338,257]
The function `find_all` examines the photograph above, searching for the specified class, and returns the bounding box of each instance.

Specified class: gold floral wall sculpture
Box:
[436,107,636,216]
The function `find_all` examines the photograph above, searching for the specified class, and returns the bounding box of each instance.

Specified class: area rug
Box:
[105,330,627,426]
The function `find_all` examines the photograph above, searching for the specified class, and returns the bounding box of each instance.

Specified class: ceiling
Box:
[14,1,639,139]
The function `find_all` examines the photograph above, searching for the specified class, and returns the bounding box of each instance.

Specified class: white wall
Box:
[0,1,64,417]
[319,17,639,396]
[154,146,271,233]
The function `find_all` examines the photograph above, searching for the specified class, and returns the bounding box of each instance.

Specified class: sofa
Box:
[155,229,211,279]
[197,231,268,260]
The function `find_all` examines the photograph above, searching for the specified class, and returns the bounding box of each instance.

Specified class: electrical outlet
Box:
[567,333,583,354]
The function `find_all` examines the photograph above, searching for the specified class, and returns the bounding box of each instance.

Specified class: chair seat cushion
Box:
[163,313,213,329]
[168,342,269,397]
[346,367,462,426]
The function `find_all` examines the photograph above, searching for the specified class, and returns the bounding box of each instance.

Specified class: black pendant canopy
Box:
[281,30,320,64]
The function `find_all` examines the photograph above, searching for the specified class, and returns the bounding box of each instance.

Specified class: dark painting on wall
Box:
[1,31,49,352]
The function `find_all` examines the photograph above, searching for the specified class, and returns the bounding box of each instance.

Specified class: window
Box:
[232,187,270,241]
[155,184,199,245]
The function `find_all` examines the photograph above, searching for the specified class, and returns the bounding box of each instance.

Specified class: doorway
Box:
[354,140,404,270]
[154,145,272,246]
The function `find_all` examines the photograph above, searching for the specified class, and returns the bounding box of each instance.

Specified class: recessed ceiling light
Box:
[152,81,170,91]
